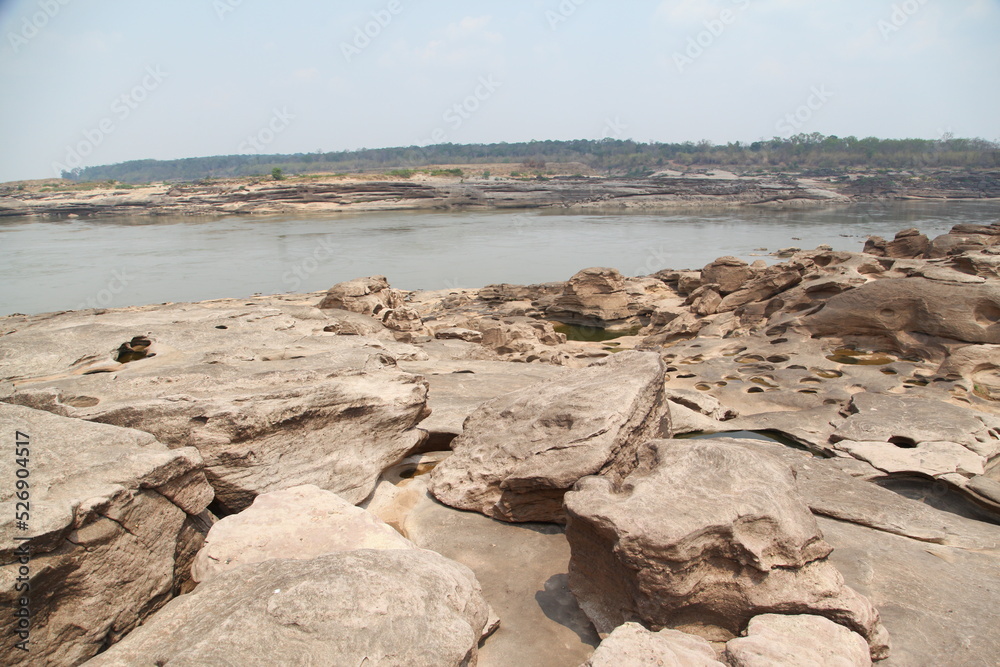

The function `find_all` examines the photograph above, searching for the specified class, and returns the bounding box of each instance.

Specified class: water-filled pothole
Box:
[825,348,895,365]
[385,452,453,485]
[552,324,642,342]
[735,354,766,364]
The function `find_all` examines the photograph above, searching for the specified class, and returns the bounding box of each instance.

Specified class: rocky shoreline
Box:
[2,221,1000,665]
[3,169,1000,218]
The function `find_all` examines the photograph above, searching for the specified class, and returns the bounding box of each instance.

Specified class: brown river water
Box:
[1,201,998,316]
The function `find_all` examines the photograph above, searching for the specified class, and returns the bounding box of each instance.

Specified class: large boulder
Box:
[802,277,1000,345]
[318,275,425,334]
[429,351,671,523]
[664,439,1000,665]
[582,622,725,667]
[5,354,430,513]
[192,484,414,582]
[725,614,872,667]
[565,440,889,660]
[718,265,802,312]
[317,275,395,313]
[87,549,493,667]
[701,256,753,295]
[0,403,214,667]
[887,228,930,258]
[546,267,635,327]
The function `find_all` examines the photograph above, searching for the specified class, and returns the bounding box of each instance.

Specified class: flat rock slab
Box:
[725,613,871,666]
[730,439,1000,664]
[565,439,888,659]
[430,351,670,523]
[820,516,1000,667]
[835,439,986,477]
[0,403,214,667]
[832,392,1000,458]
[747,441,1000,551]
[0,298,422,384]
[583,623,726,667]
[0,301,433,513]
[5,353,429,513]
[87,550,492,667]
[398,358,567,437]
[192,484,415,582]
[365,477,599,667]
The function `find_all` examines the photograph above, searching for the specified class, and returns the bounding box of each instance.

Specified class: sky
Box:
[0,0,998,183]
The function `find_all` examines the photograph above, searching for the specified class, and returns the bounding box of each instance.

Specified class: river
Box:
[2,201,998,316]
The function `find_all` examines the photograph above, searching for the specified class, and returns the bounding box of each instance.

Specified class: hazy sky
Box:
[1,0,998,183]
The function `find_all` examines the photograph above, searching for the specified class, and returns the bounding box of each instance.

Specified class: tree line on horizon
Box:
[62,134,1000,184]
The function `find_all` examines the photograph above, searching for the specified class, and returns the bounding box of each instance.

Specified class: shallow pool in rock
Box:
[552,324,642,342]
[677,429,808,450]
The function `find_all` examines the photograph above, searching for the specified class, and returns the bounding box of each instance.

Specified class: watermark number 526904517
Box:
[11,430,32,654]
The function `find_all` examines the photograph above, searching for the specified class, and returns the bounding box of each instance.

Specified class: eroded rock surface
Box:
[0,403,213,667]
[546,267,636,328]
[803,277,1000,346]
[6,356,428,513]
[0,303,431,514]
[565,439,889,659]
[429,351,671,522]
[4,221,1000,665]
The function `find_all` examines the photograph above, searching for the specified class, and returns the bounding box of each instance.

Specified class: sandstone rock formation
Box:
[700,256,754,295]
[582,622,725,667]
[0,403,214,667]
[318,275,427,335]
[87,549,493,666]
[863,228,930,259]
[546,267,636,328]
[6,356,429,513]
[477,317,567,360]
[429,351,671,522]
[831,392,1000,455]
[0,302,430,513]
[4,219,1000,665]
[191,484,415,582]
[565,440,890,660]
[802,277,1000,346]
[0,172,871,219]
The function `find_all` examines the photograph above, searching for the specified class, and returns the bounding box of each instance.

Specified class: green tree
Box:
[272,167,284,181]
